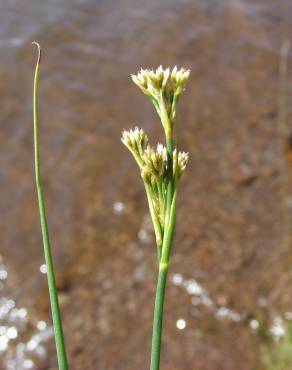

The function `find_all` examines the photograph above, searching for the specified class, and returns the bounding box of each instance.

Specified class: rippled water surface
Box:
[1,0,292,369]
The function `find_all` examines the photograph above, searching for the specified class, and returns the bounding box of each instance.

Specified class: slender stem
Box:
[150,194,177,370]
[150,129,177,370]
[32,42,69,370]
[161,190,177,264]
[150,261,169,370]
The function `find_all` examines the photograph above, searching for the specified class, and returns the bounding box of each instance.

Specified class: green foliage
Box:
[261,322,292,370]
[33,42,69,370]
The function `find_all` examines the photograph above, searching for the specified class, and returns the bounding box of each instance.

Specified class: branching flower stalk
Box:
[122,66,190,370]
[32,42,69,370]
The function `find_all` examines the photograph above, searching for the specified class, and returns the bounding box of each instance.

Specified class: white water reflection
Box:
[176,319,186,330]
[137,215,153,244]
[0,255,53,370]
[39,264,47,274]
[171,271,292,345]
[270,316,285,340]
[249,319,259,330]
[113,201,125,214]
[171,272,243,323]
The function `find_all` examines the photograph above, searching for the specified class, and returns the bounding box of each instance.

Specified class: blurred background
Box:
[1,0,292,369]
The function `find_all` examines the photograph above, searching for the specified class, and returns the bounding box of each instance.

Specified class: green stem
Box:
[150,133,177,370]
[150,261,169,370]
[150,193,177,370]
[161,190,177,264]
[32,42,69,370]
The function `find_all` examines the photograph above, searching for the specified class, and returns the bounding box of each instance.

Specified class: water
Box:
[0,0,292,369]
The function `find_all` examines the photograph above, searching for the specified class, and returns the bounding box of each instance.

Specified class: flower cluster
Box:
[121,127,148,168]
[132,66,190,99]
[174,150,189,178]
[121,127,188,229]
[131,66,190,134]
[122,66,190,248]
[121,128,188,183]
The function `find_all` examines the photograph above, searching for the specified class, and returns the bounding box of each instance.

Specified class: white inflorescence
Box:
[121,130,189,183]
[131,66,190,134]
[122,66,190,242]
[121,127,148,158]
[131,66,190,100]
